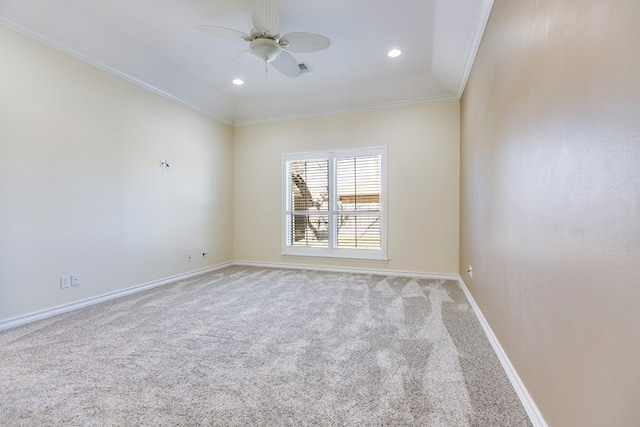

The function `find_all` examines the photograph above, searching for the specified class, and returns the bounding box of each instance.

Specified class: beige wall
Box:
[13,2,640,421]
[460,0,640,425]
[233,103,460,275]
[0,23,459,323]
[0,26,234,322]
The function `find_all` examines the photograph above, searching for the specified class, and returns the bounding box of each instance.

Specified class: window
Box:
[283,147,386,260]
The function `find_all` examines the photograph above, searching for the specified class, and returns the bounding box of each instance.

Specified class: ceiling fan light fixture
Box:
[197,0,330,78]
[388,48,402,58]
[250,38,282,62]
[232,78,244,85]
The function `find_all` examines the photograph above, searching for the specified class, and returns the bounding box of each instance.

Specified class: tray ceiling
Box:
[0,0,493,126]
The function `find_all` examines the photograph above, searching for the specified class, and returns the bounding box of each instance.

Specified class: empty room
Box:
[1,0,638,425]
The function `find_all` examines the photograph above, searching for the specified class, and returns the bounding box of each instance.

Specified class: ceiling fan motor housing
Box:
[196,0,330,77]
[250,38,282,62]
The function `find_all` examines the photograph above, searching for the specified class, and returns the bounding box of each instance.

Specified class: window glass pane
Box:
[289,214,329,247]
[336,155,381,211]
[284,148,384,259]
[336,215,381,248]
[289,160,328,212]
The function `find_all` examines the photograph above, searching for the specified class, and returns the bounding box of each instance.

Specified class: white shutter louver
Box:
[286,158,329,248]
[284,148,385,259]
[335,155,381,249]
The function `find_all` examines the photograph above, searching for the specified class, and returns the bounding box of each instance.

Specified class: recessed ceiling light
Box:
[232,79,244,85]
[388,49,402,58]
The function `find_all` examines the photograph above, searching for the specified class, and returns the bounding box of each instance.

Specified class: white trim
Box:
[0,16,462,128]
[457,276,548,427]
[0,262,234,332]
[0,17,234,126]
[0,16,459,129]
[281,251,387,261]
[0,258,545,427]
[456,0,495,99]
[1,261,457,331]
[233,95,460,127]
[234,260,459,281]
[282,147,386,260]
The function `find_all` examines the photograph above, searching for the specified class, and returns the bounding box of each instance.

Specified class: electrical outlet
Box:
[60,276,70,289]
[269,246,275,254]
[468,265,473,278]
[388,252,395,260]
[187,254,192,262]
[71,275,80,286]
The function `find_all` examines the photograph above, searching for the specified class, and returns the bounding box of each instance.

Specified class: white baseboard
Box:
[234,260,460,281]
[242,261,545,426]
[0,262,234,332]
[0,261,455,332]
[0,260,547,427]
[457,276,548,427]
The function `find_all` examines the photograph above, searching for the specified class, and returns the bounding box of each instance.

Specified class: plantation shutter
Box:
[334,154,382,249]
[283,147,385,259]
[285,158,329,248]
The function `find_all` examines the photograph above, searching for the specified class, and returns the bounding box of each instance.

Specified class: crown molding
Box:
[0,16,234,126]
[456,0,495,99]
[233,94,460,127]
[2,2,484,128]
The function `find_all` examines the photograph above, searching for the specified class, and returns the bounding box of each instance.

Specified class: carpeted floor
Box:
[0,266,532,426]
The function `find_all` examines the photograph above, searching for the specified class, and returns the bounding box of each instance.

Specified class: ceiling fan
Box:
[196,0,331,78]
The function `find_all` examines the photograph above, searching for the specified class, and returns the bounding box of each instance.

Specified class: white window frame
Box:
[282,147,387,260]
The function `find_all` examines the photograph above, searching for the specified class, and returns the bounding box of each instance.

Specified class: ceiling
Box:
[0,0,493,126]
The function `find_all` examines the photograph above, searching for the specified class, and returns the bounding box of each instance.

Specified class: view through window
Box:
[283,147,385,259]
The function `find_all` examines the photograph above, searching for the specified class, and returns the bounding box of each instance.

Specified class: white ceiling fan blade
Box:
[196,25,251,41]
[272,51,300,78]
[252,0,280,37]
[280,32,331,52]
[230,51,254,71]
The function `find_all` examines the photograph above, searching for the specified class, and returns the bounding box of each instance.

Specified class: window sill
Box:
[281,252,390,262]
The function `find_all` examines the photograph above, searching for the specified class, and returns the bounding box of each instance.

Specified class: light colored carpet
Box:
[0,266,532,426]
